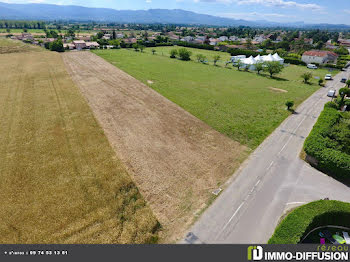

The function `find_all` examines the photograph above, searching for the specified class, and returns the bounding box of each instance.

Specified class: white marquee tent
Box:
[237,53,284,70]
[262,54,275,62]
[255,55,264,63]
[272,53,285,64]
[241,56,257,70]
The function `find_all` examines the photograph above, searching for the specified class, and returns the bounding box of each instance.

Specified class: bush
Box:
[324,64,343,70]
[170,49,178,58]
[268,200,350,244]
[285,101,294,110]
[49,40,64,52]
[301,72,312,83]
[303,104,350,179]
[264,61,284,77]
[178,48,192,61]
[283,57,306,66]
[196,54,207,63]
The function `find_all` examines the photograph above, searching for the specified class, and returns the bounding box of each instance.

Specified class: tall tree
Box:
[264,61,284,78]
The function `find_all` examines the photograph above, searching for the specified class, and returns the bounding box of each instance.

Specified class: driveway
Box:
[183,68,350,244]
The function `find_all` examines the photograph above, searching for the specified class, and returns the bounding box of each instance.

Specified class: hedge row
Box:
[175,41,214,50]
[228,48,266,57]
[325,64,344,69]
[283,57,306,66]
[303,103,350,178]
[268,200,350,244]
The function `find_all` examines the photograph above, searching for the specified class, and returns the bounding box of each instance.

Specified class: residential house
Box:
[77,36,91,41]
[304,38,314,45]
[229,36,238,41]
[273,36,283,43]
[216,44,245,52]
[325,40,337,50]
[63,43,75,50]
[302,50,338,65]
[85,42,100,49]
[209,38,220,46]
[181,36,194,43]
[20,33,34,41]
[218,36,229,42]
[124,38,137,44]
[72,40,87,50]
[102,34,111,40]
[44,38,56,43]
[339,39,350,47]
[253,35,265,43]
[193,39,204,45]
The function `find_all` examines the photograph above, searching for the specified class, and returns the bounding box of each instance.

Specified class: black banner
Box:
[0,244,349,262]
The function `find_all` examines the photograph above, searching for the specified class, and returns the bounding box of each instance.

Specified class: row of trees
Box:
[0,20,46,29]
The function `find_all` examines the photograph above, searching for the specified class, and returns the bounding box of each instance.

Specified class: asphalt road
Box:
[183,68,350,244]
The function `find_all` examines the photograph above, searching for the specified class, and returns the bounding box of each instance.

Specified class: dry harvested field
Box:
[0,41,158,244]
[62,51,248,242]
[0,38,39,54]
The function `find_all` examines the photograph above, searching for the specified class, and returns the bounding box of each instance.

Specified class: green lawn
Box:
[268,200,350,244]
[93,48,337,149]
[146,46,232,66]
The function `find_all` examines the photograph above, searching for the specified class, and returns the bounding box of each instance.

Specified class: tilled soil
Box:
[62,51,247,242]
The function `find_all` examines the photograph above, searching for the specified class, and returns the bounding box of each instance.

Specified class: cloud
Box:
[194,0,323,10]
[345,9,350,14]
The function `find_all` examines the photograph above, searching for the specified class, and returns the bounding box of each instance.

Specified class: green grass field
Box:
[94,48,337,149]
[146,46,232,66]
[0,39,159,244]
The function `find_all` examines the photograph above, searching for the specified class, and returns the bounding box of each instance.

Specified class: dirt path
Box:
[62,51,247,242]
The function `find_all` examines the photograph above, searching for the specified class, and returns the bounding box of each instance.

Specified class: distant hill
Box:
[0,2,255,26]
[0,2,349,29]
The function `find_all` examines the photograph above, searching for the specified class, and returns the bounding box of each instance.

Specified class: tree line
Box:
[0,20,46,29]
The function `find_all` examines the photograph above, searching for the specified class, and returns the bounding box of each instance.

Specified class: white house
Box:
[229,36,238,41]
[219,36,229,42]
[301,50,338,65]
[181,36,194,43]
[253,35,265,43]
[102,34,112,40]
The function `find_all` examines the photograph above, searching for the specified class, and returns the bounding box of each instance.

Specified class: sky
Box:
[3,0,350,25]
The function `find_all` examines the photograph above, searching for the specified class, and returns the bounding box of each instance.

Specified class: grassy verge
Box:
[0,43,159,244]
[268,200,350,244]
[93,48,337,149]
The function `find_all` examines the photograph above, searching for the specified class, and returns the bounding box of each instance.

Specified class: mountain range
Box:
[0,2,349,29]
